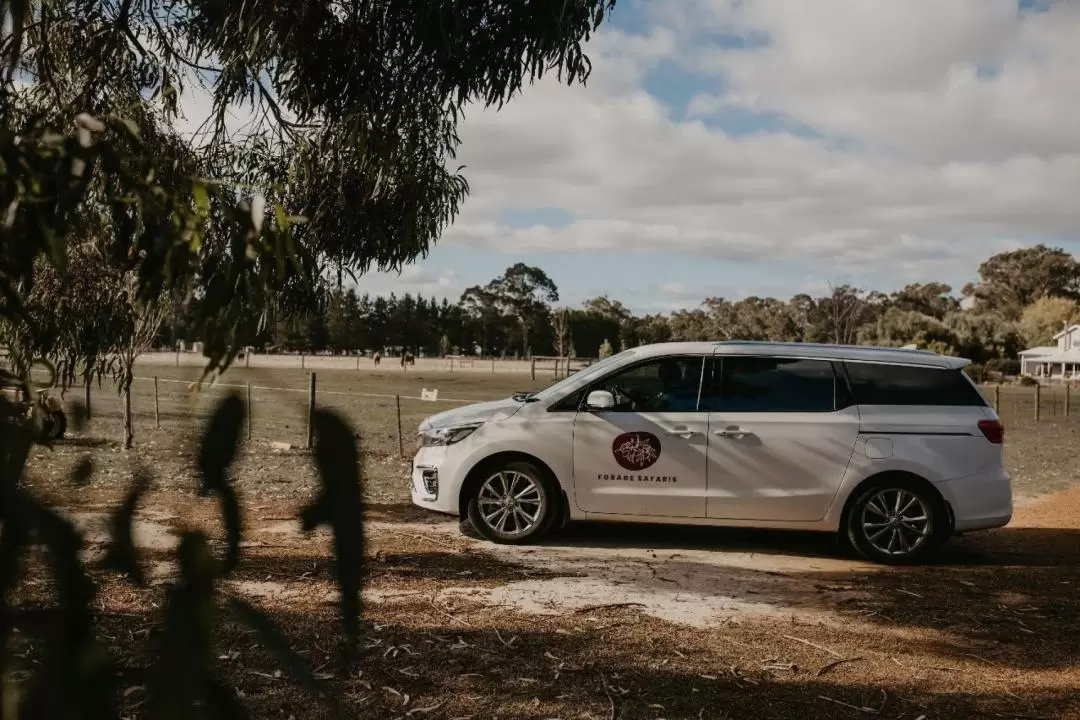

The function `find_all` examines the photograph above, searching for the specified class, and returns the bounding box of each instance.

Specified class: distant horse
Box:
[401,351,415,369]
[373,352,381,366]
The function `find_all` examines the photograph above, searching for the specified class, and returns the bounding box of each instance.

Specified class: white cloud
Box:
[169,1,1080,299]
[442,0,1080,286]
[354,266,461,300]
[656,281,688,296]
[688,0,1080,162]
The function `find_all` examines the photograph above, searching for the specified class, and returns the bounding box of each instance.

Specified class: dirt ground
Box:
[11,369,1080,718]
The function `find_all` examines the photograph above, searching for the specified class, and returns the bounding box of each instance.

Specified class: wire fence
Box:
[136,351,598,379]
[979,383,1080,425]
[25,374,1072,457]
[60,373,500,458]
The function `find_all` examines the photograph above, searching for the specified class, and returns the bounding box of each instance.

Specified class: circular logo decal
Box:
[612,431,662,471]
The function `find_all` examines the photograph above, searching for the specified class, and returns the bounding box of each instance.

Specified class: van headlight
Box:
[418,422,482,447]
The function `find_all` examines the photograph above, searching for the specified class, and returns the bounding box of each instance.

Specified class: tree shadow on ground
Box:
[231,548,565,585]
[189,518,1080,675]
[43,600,1080,720]
[544,519,1080,568]
[54,436,116,449]
[519,522,1080,672]
[365,502,444,524]
[550,521,846,560]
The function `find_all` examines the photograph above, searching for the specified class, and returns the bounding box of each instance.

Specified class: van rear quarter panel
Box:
[816,405,999,529]
[845,404,999,483]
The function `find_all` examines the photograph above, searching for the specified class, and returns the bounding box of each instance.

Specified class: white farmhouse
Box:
[1019,324,1080,380]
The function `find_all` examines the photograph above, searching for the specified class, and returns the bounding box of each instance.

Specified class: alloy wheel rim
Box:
[860,488,931,556]
[478,471,544,537]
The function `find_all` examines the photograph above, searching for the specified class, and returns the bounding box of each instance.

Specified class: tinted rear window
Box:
[844,362,987,407]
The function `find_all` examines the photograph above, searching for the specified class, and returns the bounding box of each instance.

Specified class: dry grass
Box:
[59,368,1080,505]
[982,384,1080,500]
[11,369,1080,719]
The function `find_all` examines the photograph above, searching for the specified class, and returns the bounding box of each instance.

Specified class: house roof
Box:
[1020,346,1060,356]
[1020,349,1080,363]
[1052,324,1080,340]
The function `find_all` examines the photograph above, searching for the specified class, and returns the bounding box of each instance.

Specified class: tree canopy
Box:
[0,2,624,715]
[250,244,1080,365]
[963,245,1080,320]
[1,0,618,379]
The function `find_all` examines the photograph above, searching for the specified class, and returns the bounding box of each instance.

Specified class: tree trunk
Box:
[84,375,92,421]
[520,317,530,359]
[123,380,133,449]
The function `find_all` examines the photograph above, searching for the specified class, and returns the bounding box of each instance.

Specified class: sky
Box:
[180,0,1080,315]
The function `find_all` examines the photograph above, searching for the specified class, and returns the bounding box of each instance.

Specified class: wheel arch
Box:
[457,451,570,523]
[840,470,955,536]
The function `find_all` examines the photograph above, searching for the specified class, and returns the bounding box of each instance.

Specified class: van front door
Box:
[573,355,708,517]
[702,355,860,522]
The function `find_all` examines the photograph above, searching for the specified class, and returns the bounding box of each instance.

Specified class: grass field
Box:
[75,364,1080,504]
[13,366,1080,718]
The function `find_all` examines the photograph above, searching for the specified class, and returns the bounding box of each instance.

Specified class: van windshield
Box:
[528,349,638,401]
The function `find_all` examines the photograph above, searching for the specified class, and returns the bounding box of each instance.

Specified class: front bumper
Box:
[410,445,463,515]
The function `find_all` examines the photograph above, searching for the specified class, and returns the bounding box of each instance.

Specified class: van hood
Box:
[419,397,525,431]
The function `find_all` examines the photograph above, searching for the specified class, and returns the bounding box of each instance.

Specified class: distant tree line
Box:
[161,246,1080,367]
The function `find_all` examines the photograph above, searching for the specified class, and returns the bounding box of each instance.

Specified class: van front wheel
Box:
[466,461,559,544]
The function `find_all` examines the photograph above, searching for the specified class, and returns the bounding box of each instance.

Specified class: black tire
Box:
[458,517,482,540]
[845,477,946,565]
[465,460,560,545]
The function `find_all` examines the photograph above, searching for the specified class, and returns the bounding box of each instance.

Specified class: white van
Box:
[410,342,1011,564]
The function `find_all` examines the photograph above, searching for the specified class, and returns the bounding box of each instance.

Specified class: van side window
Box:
[591,356,705,412]
[700,356,838,412]
[844,362,988,407]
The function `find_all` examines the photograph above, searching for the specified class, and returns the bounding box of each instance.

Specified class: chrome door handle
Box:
[663,427,700,439]
[713,429,748,439]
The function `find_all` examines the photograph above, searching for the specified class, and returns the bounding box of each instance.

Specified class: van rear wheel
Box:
[466,460,559,544]
[846,479,945,565]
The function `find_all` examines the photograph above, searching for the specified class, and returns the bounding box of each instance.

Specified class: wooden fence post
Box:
[84,376,92,421]
[449,356,454,373]
[356,354,360,371]
[491,357,495,374]
[301,352,306,370]
[175,346,180,367]
[246,381,252,441]
[396,395,404,458]
[1035,383,1041,422]
[1066,384,1071,419]
[153,376,160,429]
[530,355,536,381]
[994,384,1000,413]
[245,351,250,368]
[123,383,133,449]
[306,372,316,448]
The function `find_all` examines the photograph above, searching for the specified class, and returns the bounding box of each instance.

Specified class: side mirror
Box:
[585,390,616,411]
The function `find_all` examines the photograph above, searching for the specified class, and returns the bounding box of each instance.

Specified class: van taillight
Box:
[978,419,1004,444]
